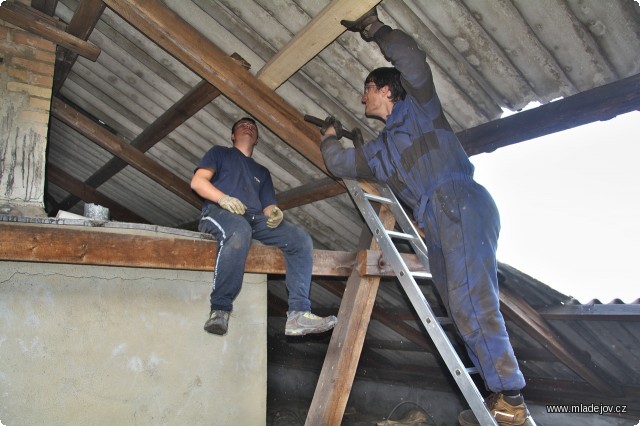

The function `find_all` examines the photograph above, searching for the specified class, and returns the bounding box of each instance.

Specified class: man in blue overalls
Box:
[320,9,533,426]
[191,117,337,337]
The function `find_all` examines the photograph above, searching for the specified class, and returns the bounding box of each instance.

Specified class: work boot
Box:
[458,393,533,426]
[204,310,230,335]
[285,311,337,336]
[376,408,429,425]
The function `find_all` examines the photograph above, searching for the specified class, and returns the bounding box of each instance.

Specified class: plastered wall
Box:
[0,261,266,425]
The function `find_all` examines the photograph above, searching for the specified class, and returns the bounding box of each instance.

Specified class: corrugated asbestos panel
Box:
[39,0,640,402]
[47,0,640,252]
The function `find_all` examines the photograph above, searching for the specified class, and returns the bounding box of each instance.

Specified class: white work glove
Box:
[218,195,246,215]
[266,206,284,228]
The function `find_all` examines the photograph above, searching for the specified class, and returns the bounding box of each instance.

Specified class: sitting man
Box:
[191,117,337,337]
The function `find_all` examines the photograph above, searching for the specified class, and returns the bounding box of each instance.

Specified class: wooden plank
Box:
[277,177,343,210]
[7,1,64,28]
[103,0,327,173]
[256,0,381,90]
[358,248,426,277]
[306,204,396,426]
[0,222,357,276]
[47,163,148,223]
[53,0,106,94]
[0,2,100,60]
[499,286,618,395]
[51,97,203,209]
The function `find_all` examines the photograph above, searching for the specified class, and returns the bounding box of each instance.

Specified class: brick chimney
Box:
[0,14,55,217]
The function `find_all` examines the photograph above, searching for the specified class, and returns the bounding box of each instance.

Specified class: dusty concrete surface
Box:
[0,261,266,425]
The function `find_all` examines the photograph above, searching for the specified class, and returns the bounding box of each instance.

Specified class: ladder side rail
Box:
[343,179,497,425]
[376,184,431,273]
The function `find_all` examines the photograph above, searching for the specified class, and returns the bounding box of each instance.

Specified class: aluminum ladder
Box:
[343,177,499,426]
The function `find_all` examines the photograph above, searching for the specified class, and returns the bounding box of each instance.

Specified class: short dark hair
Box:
[365,67,406,103]
[231,117,257,134]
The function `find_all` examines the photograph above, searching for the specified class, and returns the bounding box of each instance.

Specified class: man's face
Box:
[232,120,258,144]
[361,83,389,119]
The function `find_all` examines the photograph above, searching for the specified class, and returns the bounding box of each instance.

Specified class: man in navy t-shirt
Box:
[191,117,337,337]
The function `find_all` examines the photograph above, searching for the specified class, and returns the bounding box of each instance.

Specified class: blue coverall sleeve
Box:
[373,26,433,102]
[320,136,375,180]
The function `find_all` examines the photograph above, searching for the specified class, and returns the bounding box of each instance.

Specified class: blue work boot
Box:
[285,311,337,336]
[204,310,230,335]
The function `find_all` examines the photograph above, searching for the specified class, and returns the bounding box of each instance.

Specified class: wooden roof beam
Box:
[102,0,379,179]
[103,0,324,172]
[277,177,344,210]
[0,222,357,276]
[461,72,640,155]
[47,164,148,223]
[500,286,619,395]
[0,1,100,60]
[255,0,381,90]
[277,73,640,209]
[56,53,250,213]
[51,97,203,209]
[52,0,106,95]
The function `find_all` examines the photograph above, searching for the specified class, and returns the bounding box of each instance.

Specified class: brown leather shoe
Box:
[458,393,533,426]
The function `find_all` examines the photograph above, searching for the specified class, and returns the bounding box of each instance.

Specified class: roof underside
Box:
[12,0,640,417]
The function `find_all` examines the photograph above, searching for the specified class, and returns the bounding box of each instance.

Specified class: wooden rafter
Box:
[500,287,618,395]
[276,73,640,209]
[47,164,148,223]
[52,0,106,94]
[255,0,381,90]
[51,97,203,209]
[460,72,640,156]
[56,53,250,212]
[0,1,100,60]
[102,0,326,173]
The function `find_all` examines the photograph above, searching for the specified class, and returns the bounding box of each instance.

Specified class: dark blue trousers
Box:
[420,179,526,393]
[198,204,313,313]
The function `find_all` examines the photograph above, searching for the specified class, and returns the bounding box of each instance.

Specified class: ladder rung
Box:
[387,230,416,240]
[436,317,453,325]
[410,271,432,279]
[364,193,393,204]
[345,179,497,425]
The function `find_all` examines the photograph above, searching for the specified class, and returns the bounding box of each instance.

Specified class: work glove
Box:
[341,8,383,41]
[266,206,284,228]
[219,195,246,215]
[320,115,344,140]
[352,127,364,150]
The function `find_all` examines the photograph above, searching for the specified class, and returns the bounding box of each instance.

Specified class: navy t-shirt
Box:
[195,145,277,215]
